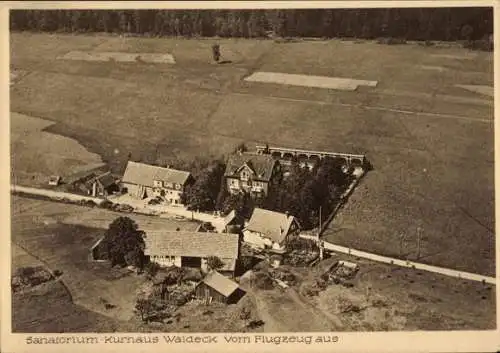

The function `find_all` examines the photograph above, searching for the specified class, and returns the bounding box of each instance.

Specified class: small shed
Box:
[194,271,245,304]
[48,175,62,186]
[89,237,108,262]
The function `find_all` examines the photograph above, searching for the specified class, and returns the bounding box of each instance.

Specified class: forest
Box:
[10,8,493,42]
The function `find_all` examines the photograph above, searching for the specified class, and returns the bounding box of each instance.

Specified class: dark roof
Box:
[199,271,240,297]
[224,152,277,182]
[245,208,299,244]
[92,172,116,188]
[122,161,191,187]
[144,231,239,262]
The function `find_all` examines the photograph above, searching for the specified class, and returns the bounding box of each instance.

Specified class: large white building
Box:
[121,161,193,204]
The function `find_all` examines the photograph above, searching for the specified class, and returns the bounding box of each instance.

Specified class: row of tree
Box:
[10,8,492,41]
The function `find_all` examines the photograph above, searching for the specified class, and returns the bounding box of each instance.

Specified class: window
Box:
[175,183,181,190]
[241,171,249,181]
[153,180,163,188]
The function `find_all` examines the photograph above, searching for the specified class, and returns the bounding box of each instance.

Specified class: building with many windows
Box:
[224,152,281,197]
[121,161,193,204]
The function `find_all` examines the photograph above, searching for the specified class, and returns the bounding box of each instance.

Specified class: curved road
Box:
[11,184,496,285]
[300,234,496,285]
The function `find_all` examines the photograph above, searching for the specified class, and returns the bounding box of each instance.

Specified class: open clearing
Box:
[10,32,494,276]
[10,112,105,187]
[58,50,176,64]
[244,71,377,91]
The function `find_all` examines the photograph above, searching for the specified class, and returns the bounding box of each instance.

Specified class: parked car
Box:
[114,204,134,213]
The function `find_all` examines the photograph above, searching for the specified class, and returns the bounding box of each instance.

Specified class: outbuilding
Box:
[194,270,245,304]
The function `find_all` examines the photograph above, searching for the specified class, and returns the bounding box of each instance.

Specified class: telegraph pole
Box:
[416,226,422,260]
[399,232,405,257]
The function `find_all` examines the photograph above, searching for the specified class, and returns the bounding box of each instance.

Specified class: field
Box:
[10,32,494,277]
[10,112,105,186]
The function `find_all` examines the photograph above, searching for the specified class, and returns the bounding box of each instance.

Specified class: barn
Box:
[194,271,245,304]
[143,231,240,277]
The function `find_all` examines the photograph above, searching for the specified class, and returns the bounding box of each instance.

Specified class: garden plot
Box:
[455,84,493,97]
[244,72,377,91]
[57,51,176,64]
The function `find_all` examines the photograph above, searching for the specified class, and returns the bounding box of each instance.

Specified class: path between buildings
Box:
[11,184,496,285]
[299,234,496,285]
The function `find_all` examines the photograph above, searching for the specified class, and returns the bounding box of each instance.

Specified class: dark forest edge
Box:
[10,8,493,51]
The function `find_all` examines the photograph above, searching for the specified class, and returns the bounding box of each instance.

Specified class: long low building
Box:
[143,231,240,277]
[121,161,193,205]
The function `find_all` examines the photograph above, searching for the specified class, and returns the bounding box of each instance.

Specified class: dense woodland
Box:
[10,8,493,41]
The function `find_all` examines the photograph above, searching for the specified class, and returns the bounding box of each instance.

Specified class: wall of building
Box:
[194,282,228,304]
[243,230,273,249]
[226,177,268,196]
[151,255,182,267]
[152,187,183,204]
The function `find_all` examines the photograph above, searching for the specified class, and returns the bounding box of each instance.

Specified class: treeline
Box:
[10,8,493,41]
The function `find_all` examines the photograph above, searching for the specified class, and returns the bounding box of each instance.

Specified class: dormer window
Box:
[153,180,163,187]
[241,170,249,181]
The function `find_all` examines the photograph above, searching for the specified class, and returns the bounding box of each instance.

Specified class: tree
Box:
[212,44,221,62]
[184,161,226,212]
[206,256,225,271]
[104,216,145,268]
[460,24,474,41]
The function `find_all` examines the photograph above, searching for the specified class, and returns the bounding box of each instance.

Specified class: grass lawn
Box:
[10,32,494,277]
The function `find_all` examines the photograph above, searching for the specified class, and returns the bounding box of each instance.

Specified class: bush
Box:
[99,200,114,209]
[377,37,407,45]
[144,262,161,279]
[253,272,274,290]
[462,39,493,51]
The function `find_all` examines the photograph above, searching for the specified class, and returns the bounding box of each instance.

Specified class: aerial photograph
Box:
[9,7,495,333]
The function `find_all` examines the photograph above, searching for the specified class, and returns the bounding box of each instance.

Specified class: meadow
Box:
[10,32,494,277]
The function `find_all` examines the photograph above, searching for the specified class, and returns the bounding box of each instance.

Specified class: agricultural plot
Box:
[10,112,105,187]
[244,72,378,91]
[10,32,494,278]
[57,51,176,64]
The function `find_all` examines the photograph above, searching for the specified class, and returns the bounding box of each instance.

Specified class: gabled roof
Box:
[222,210,237,227]
[90,172,116,188]
[144,231,239,264]
[199,270,240,297]
[224,152,276,182]
[245,208,299,244]
[122,161,191,188]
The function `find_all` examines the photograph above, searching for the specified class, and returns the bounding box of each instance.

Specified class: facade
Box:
[224,152,281,197]
[143,231,240,276]
[121,161,193,204]
[194,270,245,304]
[243,208,301,252]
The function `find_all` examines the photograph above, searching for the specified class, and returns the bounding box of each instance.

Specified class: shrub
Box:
[99,200,114,209]
[463,39,493,51]
[253,272,274,290]
[144,262,161,279]
[377,37,407,45]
